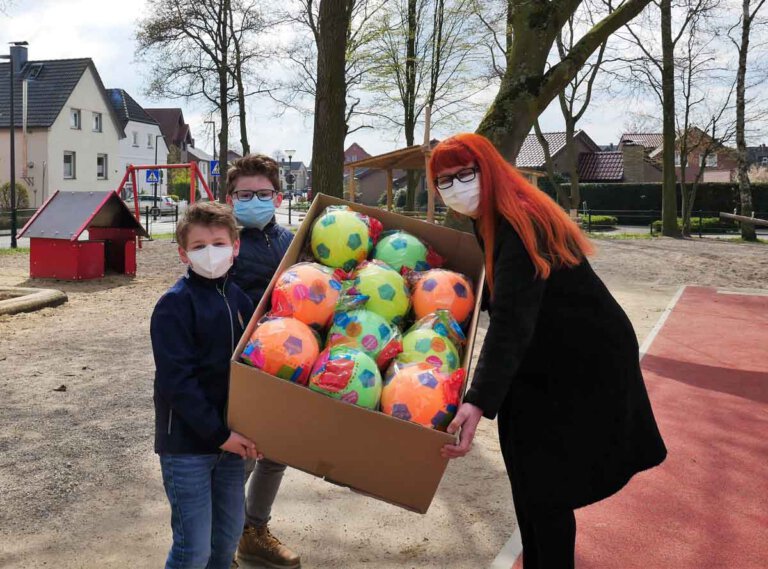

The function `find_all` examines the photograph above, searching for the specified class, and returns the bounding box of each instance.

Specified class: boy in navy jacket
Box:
[151,202,260,569]
[225,155,299,568]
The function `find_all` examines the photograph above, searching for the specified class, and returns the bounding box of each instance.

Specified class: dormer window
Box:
[92,112,102,133]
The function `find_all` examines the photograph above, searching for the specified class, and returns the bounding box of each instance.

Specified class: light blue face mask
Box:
[234,198,276,229]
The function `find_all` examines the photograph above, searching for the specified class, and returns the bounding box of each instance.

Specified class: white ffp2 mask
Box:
[186,245,234,280]
[439,176,481,216]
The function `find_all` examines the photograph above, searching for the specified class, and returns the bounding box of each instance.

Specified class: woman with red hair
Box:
[431,133,666,568]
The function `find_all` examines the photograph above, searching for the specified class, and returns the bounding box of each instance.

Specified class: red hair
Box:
[428,133,593,293]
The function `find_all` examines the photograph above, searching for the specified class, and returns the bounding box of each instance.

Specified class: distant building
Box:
[144,108,194,161]
[647,128,738,183]
[107,88,168,198]
[747,144,768,167]
[280,160,308,192]
[0,45,125,207]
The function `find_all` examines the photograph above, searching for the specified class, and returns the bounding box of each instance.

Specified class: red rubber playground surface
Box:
[573,286,768,568]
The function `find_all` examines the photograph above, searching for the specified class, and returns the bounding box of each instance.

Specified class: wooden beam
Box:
[720,212,768,227]
[348,167,356,202]
[386,169,393,211]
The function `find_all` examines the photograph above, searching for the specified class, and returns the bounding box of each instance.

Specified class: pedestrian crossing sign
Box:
[210,160,220,177]
[146,169,161,184]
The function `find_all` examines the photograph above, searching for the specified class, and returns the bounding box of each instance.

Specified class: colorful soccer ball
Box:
[310,208,373,272]
[241,317,320,385]
[351,261,411,328]
[309,346,382,409]
[327,309,402,368]
[373,231,430,272]
[397,328,460,373]
[381,362,464,431]
[412,269,475,324]
[270,263,343,330]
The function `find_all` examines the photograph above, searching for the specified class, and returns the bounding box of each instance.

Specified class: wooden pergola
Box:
[345,143,547,223]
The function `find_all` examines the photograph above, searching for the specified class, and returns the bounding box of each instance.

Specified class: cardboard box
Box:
[228,194,485,513]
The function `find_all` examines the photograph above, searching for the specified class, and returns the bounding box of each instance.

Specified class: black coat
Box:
[232,219,294,306]
[464,218,667,509]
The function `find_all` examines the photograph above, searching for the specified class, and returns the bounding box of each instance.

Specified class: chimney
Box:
[621,142,645,183]
[10,44,28,74]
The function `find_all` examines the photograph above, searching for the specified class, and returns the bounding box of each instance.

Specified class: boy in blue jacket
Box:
[225,155,299,568]
[151,202,261,569]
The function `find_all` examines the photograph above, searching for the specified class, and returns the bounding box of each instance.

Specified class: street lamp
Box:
[284,149,296,226]
[204,120,217,198]
[1,41,28,249]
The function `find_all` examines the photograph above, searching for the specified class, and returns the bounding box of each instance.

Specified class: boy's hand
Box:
[220,432,263,460]
[441,403,483,459]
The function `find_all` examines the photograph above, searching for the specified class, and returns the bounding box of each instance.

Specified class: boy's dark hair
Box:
[176,201,239,249]
[227,154,281,195]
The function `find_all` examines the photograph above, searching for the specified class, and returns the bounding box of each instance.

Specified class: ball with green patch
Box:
[309,346,383,409]
[351,261,411,328]
[373,231,430,272]
[310,208,372,272]
[397,328,460,373]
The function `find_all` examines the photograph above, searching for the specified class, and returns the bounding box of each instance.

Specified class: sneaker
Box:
[237,524,301,568]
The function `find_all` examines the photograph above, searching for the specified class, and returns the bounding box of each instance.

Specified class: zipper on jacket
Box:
[218,276,235,352]
[265,233,272,248]
[167,409,173,435]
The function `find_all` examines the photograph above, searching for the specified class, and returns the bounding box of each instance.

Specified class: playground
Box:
[0,235,767,568]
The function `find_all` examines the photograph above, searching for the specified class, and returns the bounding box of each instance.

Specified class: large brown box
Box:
[228,194,485,513]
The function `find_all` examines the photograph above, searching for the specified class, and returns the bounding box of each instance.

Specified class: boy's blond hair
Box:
[175,202,239,249]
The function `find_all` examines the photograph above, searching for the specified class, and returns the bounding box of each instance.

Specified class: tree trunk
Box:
[660,0,679,236]
[234,52,250,156]
[737,0,757,241]
[311,0,354,199]
[405,0,418,211]
[218,0,230,203]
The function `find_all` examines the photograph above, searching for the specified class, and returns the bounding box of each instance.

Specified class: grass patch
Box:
[0,246,30,255]
[149,233,176,240]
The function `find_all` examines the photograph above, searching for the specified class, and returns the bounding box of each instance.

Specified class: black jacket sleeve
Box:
[463,221,546,420]
[151,293,231,448]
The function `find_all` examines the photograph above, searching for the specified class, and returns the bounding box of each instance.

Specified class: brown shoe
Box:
[237,524,301,568]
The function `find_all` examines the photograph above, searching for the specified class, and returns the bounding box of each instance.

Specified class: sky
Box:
[3,0,652,164]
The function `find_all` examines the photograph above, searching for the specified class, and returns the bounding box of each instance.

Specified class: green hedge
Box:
[579,214,618,226]
[539,182,768,222]
[650,217,737,233]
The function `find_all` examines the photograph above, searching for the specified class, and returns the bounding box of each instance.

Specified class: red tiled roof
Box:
[578,151,624,181]
[515,131,601,168]
[619,133,663,150]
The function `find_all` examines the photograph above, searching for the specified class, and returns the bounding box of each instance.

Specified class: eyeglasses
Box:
[434,167,478,190]
[232,189,276,202]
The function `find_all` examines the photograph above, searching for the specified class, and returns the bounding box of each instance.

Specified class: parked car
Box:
[124,195,177,218]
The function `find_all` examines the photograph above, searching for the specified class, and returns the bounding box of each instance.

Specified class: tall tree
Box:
[475,0,652,160]
[311,0,356,199]
[732,0,766,241]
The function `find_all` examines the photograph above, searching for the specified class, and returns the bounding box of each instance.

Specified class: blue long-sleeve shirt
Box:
[151,269,253,454]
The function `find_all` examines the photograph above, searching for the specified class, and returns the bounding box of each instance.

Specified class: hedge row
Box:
[650,217,737,232]
[538,182,768,220]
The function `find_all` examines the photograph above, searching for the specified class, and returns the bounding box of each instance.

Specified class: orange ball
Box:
[270,263,343,330]
[381,362,464,430]
[241,317,320,385]
[411,269,475,324]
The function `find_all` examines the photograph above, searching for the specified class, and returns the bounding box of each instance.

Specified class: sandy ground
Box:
[1,236,766,569]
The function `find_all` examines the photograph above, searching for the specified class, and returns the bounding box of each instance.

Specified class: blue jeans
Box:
[160,453,245,569]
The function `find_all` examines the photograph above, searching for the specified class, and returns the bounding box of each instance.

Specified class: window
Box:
[132,131,139,147]
[92,112,102,132]
[762,156,768,166]
[148,134,154,148]
[97,154,108,180]
[700,153,718,168]
[674,152,682,166]
[63,151,76,179]
[70,109,81,130]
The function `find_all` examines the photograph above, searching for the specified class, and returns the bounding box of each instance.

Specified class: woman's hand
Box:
[441,403,484,459]
[220,431,264,460]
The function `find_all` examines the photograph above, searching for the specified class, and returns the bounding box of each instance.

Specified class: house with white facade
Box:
[107,88,168,198]
[0,45,125,208]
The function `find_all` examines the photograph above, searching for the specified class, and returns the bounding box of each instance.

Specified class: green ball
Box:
[352,262,411,328]
[373,231,430,272]
[328,309,399,363]
[311,208,372,272]
[398,329,460,373]
[309,346,382,409]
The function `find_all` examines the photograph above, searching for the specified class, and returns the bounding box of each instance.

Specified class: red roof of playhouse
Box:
[19,191,149,241]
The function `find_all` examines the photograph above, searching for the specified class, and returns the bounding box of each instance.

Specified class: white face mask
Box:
[186,245,234,280]
[439,175,481,217]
